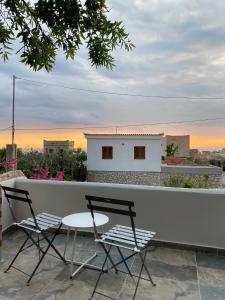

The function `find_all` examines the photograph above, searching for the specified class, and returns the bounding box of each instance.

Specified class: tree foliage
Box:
[17,148,87,180]
[0,0,134,71]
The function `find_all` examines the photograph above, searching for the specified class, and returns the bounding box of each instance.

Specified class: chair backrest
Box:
[1,186,39,229]
[86,195,138,246]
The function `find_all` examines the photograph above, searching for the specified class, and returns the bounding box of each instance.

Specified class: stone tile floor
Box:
[1,229,225,300]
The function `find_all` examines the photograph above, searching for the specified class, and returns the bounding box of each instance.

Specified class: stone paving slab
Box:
[1,230,225,300]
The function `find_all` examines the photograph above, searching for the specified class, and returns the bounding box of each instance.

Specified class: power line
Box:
[0,126,12,132]
[13,117,225,132]
[16,125,117,131]
[18,77,225,101]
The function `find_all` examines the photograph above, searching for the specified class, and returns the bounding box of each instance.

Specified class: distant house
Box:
[84,133,163,185]
[190,149,199,157]
[43,140,74,154]
[162,135,190,157]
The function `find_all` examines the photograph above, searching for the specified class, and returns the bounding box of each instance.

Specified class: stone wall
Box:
[88,165,222,188]
[88,170,161,186]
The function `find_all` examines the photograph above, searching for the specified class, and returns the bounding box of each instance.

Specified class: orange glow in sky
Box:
[1,130,225,150]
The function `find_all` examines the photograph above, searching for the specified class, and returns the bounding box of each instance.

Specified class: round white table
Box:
[62,212,109,278]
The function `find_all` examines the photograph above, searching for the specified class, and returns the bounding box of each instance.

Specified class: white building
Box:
[85,133,163,172]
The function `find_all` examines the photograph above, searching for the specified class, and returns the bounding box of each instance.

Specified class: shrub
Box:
[16,148,87,181]
[163,173,209,188]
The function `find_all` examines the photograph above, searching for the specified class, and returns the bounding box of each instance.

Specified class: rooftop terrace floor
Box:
[1,229,225,300]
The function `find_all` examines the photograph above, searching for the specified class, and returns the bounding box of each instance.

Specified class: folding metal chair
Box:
[1,185,66,285]
[86,195,156,300]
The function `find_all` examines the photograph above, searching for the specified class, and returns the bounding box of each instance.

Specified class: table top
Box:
[62,212,109,228]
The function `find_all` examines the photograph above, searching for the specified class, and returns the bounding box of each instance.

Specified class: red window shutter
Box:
[102,147,113,159]
[134,146,145,159]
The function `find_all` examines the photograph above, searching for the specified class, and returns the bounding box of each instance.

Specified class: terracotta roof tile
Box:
[84,133,164,137]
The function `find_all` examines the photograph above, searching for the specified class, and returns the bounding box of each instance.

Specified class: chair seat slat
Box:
[96,239,139,252]
[21,219,48,230]
[104,231,149,245]
[111,227,154,240]
[115,224,156,236]
[41,213,62,221]
[114,226,154,237]
[102,234,146,248]
[102,235,149,248]
[26,217,52,228]
[108,229,153,242]
[36,215,59,226]
[15,223,41,233]
[34,216,58,227]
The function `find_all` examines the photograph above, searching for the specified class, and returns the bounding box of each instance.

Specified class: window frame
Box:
[102,146,113,160]
[134,146,146,160]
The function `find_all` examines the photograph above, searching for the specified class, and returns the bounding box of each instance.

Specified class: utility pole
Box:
[12,75,16,150]
[11,74,17,173]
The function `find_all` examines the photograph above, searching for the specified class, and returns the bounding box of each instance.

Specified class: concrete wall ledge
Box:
[11,178,225,250]
[162,165,222,175]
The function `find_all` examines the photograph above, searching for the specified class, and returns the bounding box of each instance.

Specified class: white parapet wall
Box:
[0,176,22,262]
[13,178,225,250]
[0,171,26,231]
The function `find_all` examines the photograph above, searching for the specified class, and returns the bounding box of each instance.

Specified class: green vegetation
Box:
[0,0,134,71]
[193,158,209,165]
[166,143,178,157]
[163,174,209,188]
[0,147,6,174]
[16,148,87,180]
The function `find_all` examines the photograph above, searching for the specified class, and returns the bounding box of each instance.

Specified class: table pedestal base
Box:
[67,252,106,278]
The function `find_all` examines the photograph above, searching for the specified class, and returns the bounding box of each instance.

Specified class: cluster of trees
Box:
[0,148,87,181]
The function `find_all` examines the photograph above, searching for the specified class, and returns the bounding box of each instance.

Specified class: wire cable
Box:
[14,117,225,132]
[0,126,12,132]
[17,77,225,101]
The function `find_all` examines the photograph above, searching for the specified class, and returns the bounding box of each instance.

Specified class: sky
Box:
[1,0,225,150]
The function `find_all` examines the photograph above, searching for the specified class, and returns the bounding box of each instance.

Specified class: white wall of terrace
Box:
[9,178,225,250]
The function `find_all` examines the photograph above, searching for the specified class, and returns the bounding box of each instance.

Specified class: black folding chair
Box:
[86,195,156,300]
[1,186,66,285]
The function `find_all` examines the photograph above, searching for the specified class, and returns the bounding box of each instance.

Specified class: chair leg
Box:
[42,224,66,263]
[132,251,147,300]
[139,250,156,286]
[22,229,45,255]
[116,247,134,279]
[132,249,155,300]
[89,245,112,300]
[26,231,59,285]
[37,234,41,261]
[26,225,65,285]
[5,235,30,273]
[5,227,47,275]
[100,243,118,273]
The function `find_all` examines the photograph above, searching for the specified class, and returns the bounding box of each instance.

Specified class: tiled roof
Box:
[84,133,164,137]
